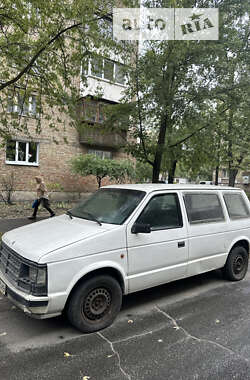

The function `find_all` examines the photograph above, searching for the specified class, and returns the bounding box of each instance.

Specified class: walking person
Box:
[28,176,55,220]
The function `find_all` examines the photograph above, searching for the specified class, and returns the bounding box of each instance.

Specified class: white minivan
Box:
[0,184,250,333]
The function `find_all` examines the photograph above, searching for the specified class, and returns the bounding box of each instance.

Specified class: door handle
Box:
[178,241,185,248]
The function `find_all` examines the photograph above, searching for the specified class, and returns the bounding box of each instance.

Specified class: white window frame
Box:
[7,92,38,117]
[88,58,126,86]
[5,140,39,166]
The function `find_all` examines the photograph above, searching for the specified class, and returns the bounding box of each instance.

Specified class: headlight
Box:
[29,266,37,282]
[19,263,47,296]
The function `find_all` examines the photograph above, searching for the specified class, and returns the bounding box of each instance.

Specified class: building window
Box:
[88,149,112,159]
[84,101,98,122]
[222,169,228,178]
[83,100,106,124]
[91,58,103,78]
[7,90,38,117]
[89,58,126,85]
[6,140,39,166]
[104,59,114,81]
[115,63,125,85]
[97,17,113,39]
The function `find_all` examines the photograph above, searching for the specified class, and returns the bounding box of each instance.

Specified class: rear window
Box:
[184,193,224,224]
[223,193,250,219]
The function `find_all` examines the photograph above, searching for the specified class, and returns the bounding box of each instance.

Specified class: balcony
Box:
[79,126,126,149]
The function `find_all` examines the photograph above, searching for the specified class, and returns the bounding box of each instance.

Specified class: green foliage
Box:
[134,161,153,183]
[0,0,126,140]
[47,182,64,192]
[70,154,134,187]
[106,0,249,184]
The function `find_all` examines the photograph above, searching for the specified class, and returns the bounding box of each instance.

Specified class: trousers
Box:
[32,198,54,217]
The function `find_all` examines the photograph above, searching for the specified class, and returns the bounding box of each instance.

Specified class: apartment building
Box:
[0,24,129,200]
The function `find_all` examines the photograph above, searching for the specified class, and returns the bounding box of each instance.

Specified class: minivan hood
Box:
[2,215,116,262]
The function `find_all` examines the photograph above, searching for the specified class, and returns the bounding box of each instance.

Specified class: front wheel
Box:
[222,246,249,281]
[66,275,122,333]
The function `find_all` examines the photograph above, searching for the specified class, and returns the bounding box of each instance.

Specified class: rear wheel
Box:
[222,246,249,281]
[66,275,122,333]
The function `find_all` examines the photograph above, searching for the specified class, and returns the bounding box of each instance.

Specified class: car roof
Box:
[103,184,243,194]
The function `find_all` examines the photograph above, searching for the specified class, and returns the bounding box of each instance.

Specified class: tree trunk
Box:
[168,159,177,184]
[215,165,219,185]
[227,105,235,187]
[228,169,238,187]
[152,115,169,183]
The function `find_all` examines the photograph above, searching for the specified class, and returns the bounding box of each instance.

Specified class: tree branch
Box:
[168,107,230,148]
[0,14,109,91]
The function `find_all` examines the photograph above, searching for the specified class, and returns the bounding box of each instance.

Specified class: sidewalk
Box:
[0,217,47,234]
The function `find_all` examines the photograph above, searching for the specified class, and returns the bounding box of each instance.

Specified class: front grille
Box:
[0,242,22,288]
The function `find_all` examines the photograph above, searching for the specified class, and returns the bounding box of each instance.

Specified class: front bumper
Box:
[0,269,58,319]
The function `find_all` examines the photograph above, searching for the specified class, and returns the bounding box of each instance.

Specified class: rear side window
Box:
[223,193,250,219]
[136,193,183,230]
[184,193,224,224]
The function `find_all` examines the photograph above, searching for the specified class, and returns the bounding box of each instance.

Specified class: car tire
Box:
[66,275,122,333]
[222,246,249,281]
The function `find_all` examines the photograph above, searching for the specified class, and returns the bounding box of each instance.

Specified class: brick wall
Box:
[0,108,129,200]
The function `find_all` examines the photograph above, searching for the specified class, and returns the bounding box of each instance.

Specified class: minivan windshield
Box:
[69,188,146,225]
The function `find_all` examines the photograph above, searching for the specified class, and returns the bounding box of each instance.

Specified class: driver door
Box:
[127,192,188,293]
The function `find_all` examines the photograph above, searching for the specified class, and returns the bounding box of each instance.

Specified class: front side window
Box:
[184,193,224,224]
[6,140,39,165]
[136,193,183,230]
[70,188,146,225]
[223,193,250,219]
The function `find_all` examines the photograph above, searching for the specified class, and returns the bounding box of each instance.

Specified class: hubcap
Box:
[233,255,244,274]
[83,287,111,321]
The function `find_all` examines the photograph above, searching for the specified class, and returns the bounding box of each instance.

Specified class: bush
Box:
[70,154,134,188]
[0,172,16,205]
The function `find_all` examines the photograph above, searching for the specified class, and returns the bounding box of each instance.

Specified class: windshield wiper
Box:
[81,212,102,226]
[66,210,73,219]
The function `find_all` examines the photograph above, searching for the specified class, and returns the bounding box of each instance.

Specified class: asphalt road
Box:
[1,267,250,380]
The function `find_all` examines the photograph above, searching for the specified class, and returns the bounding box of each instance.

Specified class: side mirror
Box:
[131,223,151,234]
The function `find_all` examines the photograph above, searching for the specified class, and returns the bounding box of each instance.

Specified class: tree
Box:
[0,0,124,140]
[70,154,134,188]
[108,0,249,184]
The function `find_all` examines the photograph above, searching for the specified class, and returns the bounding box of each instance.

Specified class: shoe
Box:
[28,216,36,220]
[50,213,55,217]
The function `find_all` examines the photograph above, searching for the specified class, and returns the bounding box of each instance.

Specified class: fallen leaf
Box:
[215,319,220,324]
[107,354,113,358]
[0,332,7,337]
[64,352,73,357]
[158,339,163,343]
[128,319,134,324]
[173,326,180,330]
[82,377,90,380]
